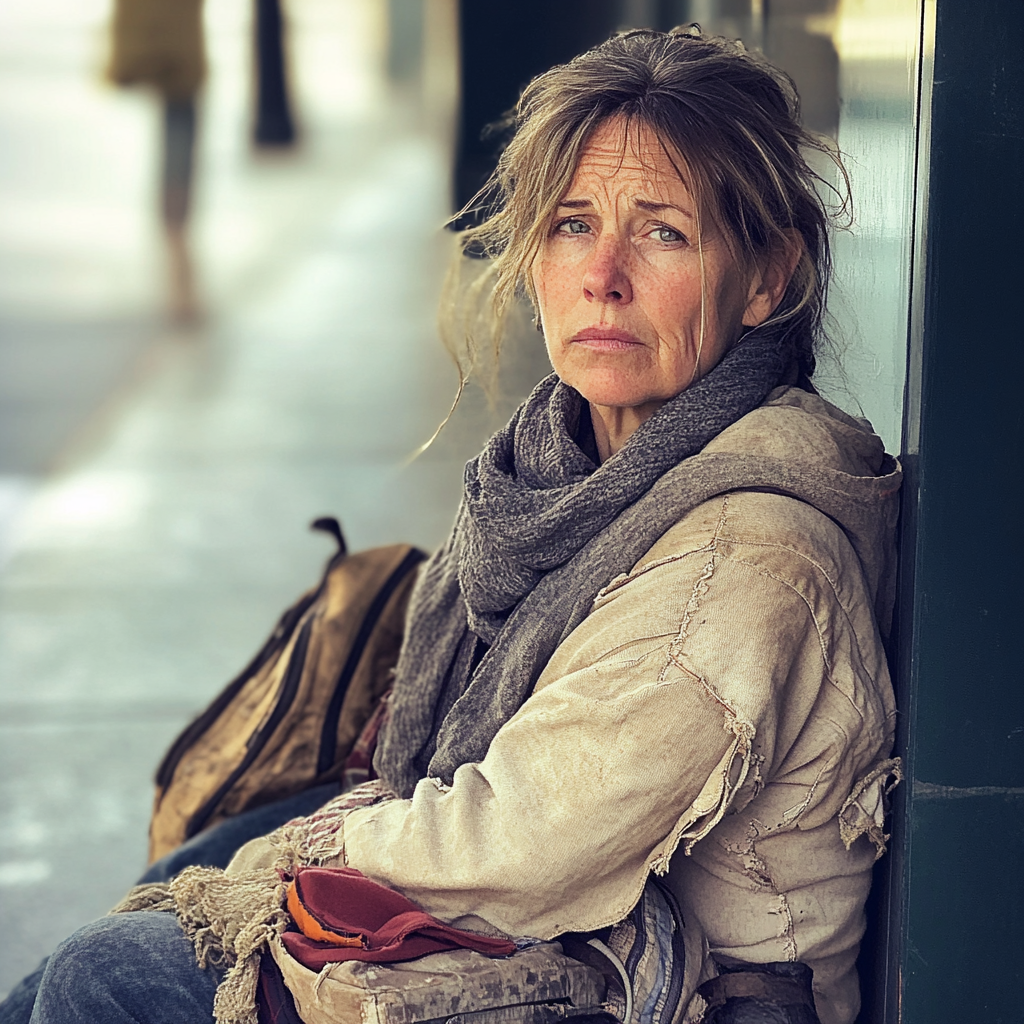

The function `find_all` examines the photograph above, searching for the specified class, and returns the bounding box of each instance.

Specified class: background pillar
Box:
[889,0,1024,1019]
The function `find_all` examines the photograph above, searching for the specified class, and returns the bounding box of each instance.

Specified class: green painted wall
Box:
[894,0,1024,1018]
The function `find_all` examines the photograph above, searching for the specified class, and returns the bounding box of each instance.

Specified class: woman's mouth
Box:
[568,327,644,351]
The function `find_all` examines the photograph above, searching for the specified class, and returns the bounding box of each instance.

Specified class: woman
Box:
[19,26,900,1024]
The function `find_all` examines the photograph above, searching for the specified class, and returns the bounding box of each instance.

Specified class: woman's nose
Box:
[581,236,632,304]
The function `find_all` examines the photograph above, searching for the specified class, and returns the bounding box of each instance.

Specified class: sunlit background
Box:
[0,0,922,997]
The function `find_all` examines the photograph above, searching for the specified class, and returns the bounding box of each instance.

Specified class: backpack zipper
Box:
[155,519,347,792]
[315,546,425,776]
[185,615,315,839]
[153,585,323,791]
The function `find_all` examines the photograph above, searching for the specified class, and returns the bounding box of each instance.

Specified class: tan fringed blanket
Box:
[113,865,289,1024]
[111,780,398,1024]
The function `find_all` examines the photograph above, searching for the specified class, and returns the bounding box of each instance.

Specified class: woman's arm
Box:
[340,530,829,940]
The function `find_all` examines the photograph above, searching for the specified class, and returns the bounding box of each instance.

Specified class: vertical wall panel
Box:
[897,0,1024,1019]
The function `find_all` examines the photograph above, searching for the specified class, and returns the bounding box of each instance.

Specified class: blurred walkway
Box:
[0,0,549,996]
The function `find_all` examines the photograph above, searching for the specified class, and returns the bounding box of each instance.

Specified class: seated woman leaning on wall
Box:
[15,26,901,1024]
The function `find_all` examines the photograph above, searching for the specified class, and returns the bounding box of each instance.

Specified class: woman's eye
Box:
[652,226,685,244]
[556,218,590,235]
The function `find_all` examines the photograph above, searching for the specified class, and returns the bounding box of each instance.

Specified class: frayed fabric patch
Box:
[723,825,798,960]
[650,715,756,873]
[111,865,290,1024]
[838,757,903,860]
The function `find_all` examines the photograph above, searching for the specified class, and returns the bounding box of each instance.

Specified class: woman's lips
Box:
[568,327,644,351]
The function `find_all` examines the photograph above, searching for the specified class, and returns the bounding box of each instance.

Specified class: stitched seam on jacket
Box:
[592,632,683,665]
[659,497,730,689]
[771,757,836,830]
[714,535,842,594]
[594,546,717,602]
[598,505,883,727]
[717,552,876,724]
[595,496,728,601]
[723,825,799,961]
[644,536,866,825]
[717,544,883,724]
[658,544,839,721]
[642,500,770,868]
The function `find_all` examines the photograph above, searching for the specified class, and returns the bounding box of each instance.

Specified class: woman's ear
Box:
[741,229,804,327]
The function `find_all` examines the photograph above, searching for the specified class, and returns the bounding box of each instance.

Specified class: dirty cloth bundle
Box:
[377,329,800,797]
[282,866,515,969]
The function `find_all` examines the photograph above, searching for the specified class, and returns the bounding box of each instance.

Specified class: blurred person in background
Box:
[253,0,297,146]
[5,26,901,1024]
[108,0,296,322]
[108,0,205,322]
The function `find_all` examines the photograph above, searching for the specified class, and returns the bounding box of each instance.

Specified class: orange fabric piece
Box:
[286,880,364,948]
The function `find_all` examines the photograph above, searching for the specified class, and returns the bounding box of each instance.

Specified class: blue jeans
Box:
[0,785,338,1024]
[28,913,220,1024]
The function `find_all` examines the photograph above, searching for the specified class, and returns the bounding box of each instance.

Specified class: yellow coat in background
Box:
[108,0,205,98]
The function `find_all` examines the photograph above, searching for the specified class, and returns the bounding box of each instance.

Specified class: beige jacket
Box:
[233,388,901,1024]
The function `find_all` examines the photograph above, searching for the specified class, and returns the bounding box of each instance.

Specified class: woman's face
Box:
[532,117,770,416]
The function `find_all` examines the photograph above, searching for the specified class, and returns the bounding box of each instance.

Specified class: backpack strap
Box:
[310,515,347,555]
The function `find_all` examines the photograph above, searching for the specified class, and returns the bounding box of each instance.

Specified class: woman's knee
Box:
[31,912,220,1024]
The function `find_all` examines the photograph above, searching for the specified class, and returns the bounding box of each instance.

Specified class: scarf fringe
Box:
[105,805,385,1024]
[265,778,399,866]
[110,882,176,916]
[110,865,291,1024]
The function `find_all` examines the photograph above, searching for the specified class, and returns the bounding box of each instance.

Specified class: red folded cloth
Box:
[281,866,516,970]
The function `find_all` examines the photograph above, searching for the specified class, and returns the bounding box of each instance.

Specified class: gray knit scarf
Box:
[376,331,794,797]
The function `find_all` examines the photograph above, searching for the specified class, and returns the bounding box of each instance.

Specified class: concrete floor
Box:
[0,0,548,996]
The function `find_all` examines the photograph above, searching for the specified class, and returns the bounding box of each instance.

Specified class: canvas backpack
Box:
[148,517,425,863]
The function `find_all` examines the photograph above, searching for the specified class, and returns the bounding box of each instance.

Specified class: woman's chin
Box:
[564,370,675,412]
[553,350,693,410]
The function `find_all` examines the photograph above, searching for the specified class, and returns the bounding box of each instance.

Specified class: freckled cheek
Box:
[637,274,703,341]
[535,261,583,333]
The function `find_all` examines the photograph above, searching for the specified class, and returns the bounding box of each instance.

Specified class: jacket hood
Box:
[698,386,902,637]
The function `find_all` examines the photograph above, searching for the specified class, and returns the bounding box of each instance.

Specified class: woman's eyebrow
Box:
[634,199,693,216]
[555,198,695,215]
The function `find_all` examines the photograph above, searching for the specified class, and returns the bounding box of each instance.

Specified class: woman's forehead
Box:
[564,117,693,203]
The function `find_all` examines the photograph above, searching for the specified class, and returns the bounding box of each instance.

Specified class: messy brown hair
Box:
[449,25,849,384]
